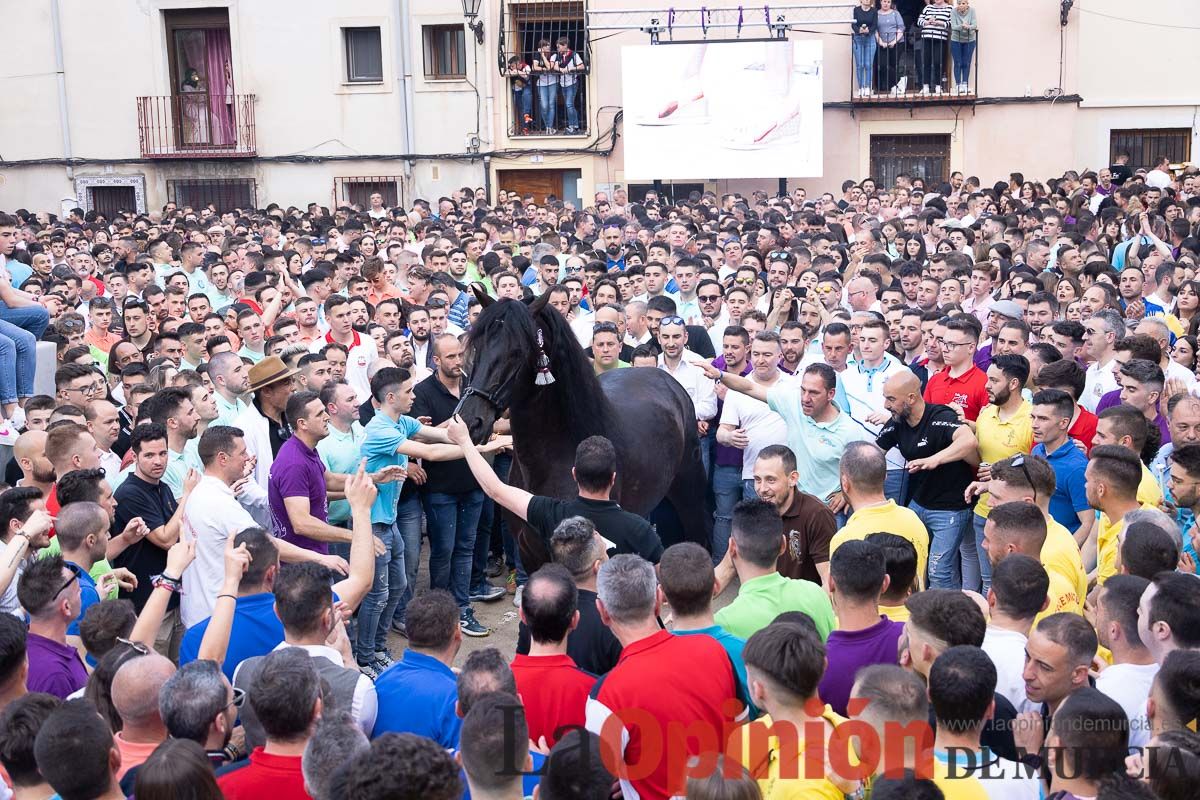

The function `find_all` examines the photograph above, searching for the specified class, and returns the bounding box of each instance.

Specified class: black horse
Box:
[455,292,711,571]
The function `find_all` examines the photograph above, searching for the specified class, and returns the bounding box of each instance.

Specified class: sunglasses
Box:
[115,636,150,656]
[54,567,81,600]
[1010,454,1037,503]
[660,316,686,327]
[698,294,722,302]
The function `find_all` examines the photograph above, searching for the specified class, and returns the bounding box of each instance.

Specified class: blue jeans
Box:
[390,494,424,625]
[0,302,48,400]
[969,513,991,595]
[950,40,976,85]
[712,464,745,564]
[959,514,983,594]
[884,469,909,505]
[354,521,407,663]
[853,34,877,91]
[911,501,972,589]
[537,83,558,130]
[514,85,532,127]
[561,81,580,129]
[423,490,484,609]
[743,479,757,500]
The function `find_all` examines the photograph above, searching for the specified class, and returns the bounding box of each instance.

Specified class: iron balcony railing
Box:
[137,93,257,158]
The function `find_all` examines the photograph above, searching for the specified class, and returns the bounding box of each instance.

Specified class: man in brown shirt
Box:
[716,444,836,590]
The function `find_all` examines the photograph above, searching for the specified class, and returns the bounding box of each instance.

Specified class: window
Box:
[869,134,951,187]
[334,176,402,209]
[1110,128,1191,170]
[344,27,383,83]
[423,25,467,79]
[88,186,137,220]
[166,178,257,212]
[501,0,589,136]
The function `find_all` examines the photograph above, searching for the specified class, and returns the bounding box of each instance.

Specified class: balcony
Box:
[849,37,977,106]
[136,93,256,158]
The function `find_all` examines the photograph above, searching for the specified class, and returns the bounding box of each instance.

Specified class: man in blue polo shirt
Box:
[55,501,135,647]
[1030,389,1091,536]
[178,527,286,681]
[373,588,463,747]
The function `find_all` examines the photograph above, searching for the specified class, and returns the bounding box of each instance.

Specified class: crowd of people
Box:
[0,157,1198,800]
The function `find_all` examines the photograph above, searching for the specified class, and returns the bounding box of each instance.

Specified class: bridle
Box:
[453,359,521,417]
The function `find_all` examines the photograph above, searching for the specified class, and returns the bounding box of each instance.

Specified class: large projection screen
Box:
[622,40,823,180]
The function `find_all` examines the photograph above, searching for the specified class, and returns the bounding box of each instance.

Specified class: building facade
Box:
[0,0,1196,214]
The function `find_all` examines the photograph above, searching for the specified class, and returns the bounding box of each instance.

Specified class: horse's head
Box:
[456,290,544,444]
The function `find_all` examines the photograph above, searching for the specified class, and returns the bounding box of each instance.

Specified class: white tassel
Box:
[534,328,556,385]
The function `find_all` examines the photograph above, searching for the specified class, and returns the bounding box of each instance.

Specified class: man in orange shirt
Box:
[363,257,401,306]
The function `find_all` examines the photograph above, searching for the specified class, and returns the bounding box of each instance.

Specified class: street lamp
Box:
[462,0,485,45]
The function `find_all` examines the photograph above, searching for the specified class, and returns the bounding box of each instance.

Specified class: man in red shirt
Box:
[511,563,595,748]
[1036,359,1098,452]
[924,316,989,421]
[585,554,742,800]
[218,647,321,800]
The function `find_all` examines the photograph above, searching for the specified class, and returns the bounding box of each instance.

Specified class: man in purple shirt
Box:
[817,539,903,716]
[17,555,88,698]
[711,327,754,563]
[269,390,404,555]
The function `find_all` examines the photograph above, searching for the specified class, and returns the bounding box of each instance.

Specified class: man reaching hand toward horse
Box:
[446,418,664,565]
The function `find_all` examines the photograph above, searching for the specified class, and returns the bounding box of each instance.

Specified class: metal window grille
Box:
[345,27,384,82]
[1109,129,1192,170]
[423,25,467,79]
[334,177,403,209]
[500,0,589,136]
[88,186,137,220]
[869,134,951,187]
[166,178,257,213]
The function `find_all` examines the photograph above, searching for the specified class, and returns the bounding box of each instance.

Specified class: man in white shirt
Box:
[1094,574,1160,748]
[85,399,124,483]
[718,331,794,497]
[310,295,379,403]
[981,553,1046,715]
[1081,310,1124,412]
[1136,316,1196,388]
[657,316,716,465]
[1146,157,1173,189]
[835,318,906,500]
[181,426,347,628]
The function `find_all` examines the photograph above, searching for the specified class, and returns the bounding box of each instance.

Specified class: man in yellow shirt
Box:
[1087,445,1147,584]
[849,664,988,800]
[981,501,1082,620]
[1093,405,1164,510]
[980,455,1087,612]
[969,355,1034,594]
[830,442,929,588]
[732,620,858,800]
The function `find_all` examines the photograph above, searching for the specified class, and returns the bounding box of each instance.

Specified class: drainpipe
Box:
[397,0,417,205]
[480,0,497,199]
[50,0,75,182]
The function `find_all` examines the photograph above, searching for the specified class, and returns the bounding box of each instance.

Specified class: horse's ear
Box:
[528,289,552,317]
[469,283,494,307]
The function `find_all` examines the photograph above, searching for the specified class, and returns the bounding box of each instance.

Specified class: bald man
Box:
[12,430,54,496]
[878,369,980,588]
[111,653,176,780]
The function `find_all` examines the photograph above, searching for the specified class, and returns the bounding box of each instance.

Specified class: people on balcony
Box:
[876,0,906,96]
[950,0,979,95]
[917,0,953,95]
[852,0,879,98]
[532,39,559,134]
[553,37,585,135]
[506,55,532,136]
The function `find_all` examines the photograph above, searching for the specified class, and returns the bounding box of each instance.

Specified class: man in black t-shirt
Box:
[878,370,980,591]
[445,420,663,570]
[113,422,198,660]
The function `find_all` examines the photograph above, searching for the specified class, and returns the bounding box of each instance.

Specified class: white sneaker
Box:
[919,85,931,96]
[897,76,907,93]
[950,84,959,95]
[934,85,943,95]
[864,88,873,97]
[890,86,900,97]
[9,405,24,431]
[0,421,16,446]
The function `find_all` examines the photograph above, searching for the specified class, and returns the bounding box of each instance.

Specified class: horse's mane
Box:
[468,298,614,443]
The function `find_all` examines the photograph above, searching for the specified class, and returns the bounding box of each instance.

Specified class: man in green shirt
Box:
[714,499,835,642]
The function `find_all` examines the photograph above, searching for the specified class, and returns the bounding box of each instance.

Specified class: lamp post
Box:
[462,0,484,45]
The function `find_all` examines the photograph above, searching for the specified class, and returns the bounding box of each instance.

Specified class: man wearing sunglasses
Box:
[19,555,88,698]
